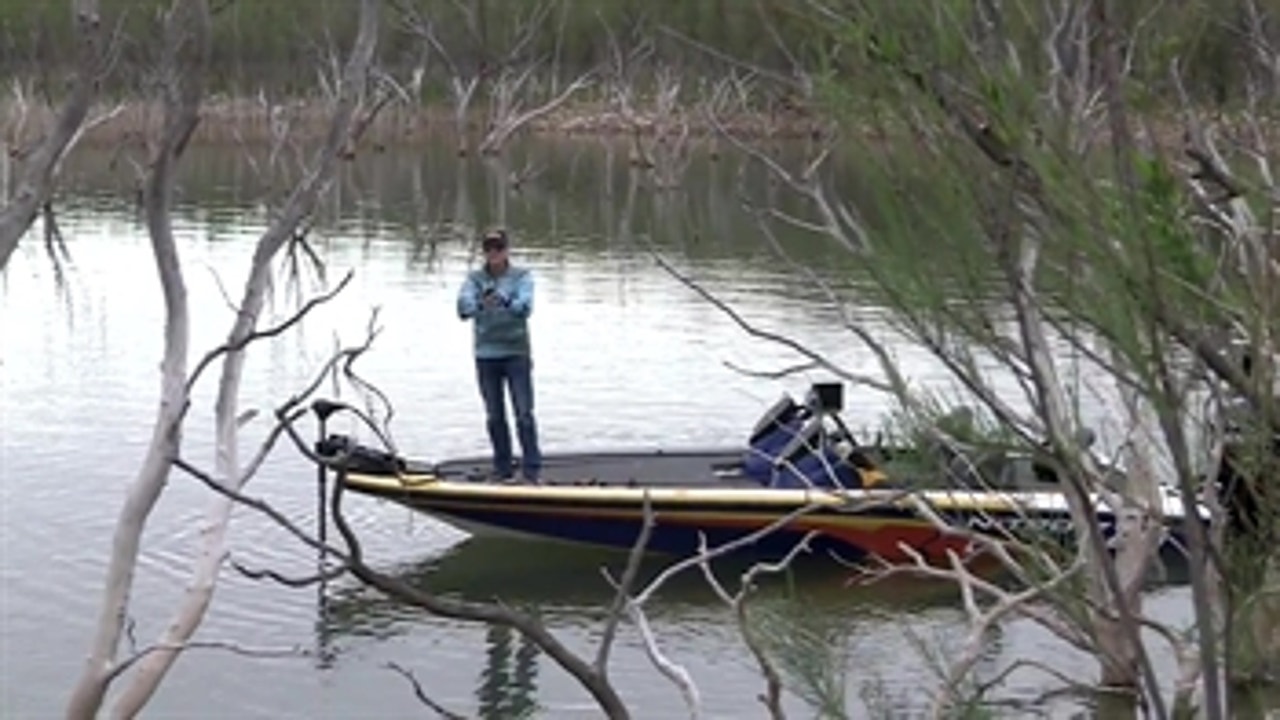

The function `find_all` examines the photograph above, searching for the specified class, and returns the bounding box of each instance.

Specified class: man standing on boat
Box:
[457,228,543,483]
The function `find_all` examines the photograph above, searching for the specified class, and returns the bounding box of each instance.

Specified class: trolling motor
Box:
[309,399,413,544]
[307,398,355,641]
[308,399,389,549]
[311,399,346,548]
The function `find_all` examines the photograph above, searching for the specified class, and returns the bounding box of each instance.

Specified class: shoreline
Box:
[1,96,830,153]
[3,95,1272,162]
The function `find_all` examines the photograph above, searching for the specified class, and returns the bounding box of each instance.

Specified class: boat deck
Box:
[323,431,1078,494]
[432,447,766,488]
[424,443,1078,494]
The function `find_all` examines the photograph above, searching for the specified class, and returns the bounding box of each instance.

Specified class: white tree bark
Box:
[63,1,207,717]
[476,69,594,156]
[108,1,380,714]
[0,0,105,270]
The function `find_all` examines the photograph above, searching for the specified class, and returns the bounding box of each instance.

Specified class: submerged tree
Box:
[0,0,114,269]
[64,0,382,715]
[48,2,817,718]
[26,0,1279,716]
[677,0,1280,716]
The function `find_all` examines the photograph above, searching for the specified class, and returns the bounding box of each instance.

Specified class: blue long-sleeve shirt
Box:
[457,265,534,358]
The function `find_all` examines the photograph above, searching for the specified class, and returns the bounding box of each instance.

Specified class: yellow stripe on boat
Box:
[341,472,1037,513]
[384,499,939,532]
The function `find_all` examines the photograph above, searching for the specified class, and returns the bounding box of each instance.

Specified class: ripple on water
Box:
[3,189,1205,719]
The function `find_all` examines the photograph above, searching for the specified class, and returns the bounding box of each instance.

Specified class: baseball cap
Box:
[481,229,509,251]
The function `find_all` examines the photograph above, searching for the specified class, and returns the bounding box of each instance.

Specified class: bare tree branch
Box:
[186,269,355,393]
[477,68,594,156]
[606,494,910,717]
[104,639,306,686]
[109,1,382,713]
[652,250,893,393]
[232,559,346,588]
[173,456,347,563]
[723,359,821,380]
[0,0,112,269]
[697,532,818,720]
[385,662,469,720]
[656,24,800,93]
[65,1,209,715]
[594,493,656,675]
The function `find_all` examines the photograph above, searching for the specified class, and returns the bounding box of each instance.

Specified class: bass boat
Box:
[310,384,1201,566]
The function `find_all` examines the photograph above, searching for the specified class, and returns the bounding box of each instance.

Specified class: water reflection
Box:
[308,535,983,718]
[477,624,540,720]
[6,133,1276,719]
[55,134,863,286]
[312,535,966,646]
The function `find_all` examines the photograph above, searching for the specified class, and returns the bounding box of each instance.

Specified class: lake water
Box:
[1,136,1274,719]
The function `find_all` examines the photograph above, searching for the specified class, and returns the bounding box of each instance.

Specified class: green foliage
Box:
[1134,156,1217,298]
[798,0,1280,703]
[0,0,820,87]
[898,621,999,719]
[802,0,1274,405]
[749,598,851,718]
[2,0,1276,108]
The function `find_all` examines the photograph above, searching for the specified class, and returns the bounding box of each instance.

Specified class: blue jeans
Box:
[475,355,541,479]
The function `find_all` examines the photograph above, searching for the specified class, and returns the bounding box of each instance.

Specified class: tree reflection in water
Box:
[477,623,540,720]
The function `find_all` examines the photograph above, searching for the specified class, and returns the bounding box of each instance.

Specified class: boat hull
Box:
[339,472,1195,567]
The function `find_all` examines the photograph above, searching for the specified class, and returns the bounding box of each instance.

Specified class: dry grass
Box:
[6,93,1272,167]
[0,96,831,154]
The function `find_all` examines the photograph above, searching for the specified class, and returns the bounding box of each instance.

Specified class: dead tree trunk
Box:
[398,1,482,156]
[108,1,380,715]
[63,1,209,718]
[0,0,107,270]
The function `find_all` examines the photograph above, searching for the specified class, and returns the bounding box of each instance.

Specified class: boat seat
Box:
[742,391,877,489]
[765,416,860,489]
[747,393,806,445]
[742,401,809,481]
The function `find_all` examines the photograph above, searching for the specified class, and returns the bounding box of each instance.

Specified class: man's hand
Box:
[482,288,504,309]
